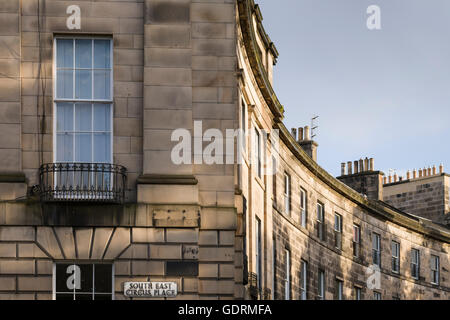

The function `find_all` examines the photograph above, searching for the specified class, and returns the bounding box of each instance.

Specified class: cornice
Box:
[238,0,450,243]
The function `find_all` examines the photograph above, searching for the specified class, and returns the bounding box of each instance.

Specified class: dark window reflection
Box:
[55,263,113,300]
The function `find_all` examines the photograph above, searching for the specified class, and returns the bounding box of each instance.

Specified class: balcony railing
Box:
[248,272,259,299]
[39,163,127,204]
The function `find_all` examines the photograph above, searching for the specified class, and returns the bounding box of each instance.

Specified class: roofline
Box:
[237,0,450,243]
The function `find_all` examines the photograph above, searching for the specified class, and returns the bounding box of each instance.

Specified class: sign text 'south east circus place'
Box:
[124,282,177,298]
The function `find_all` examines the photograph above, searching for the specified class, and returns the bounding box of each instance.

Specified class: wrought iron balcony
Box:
[39,163,127,204]
[248,272,260,299]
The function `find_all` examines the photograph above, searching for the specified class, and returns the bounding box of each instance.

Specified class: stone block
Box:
[219,231,235,246]
[104,228,131,260]
[145,25,190,48]
[131,261,164,276]
[150,244,182,259]
[0,226,35,241]
[17,276,52,291]
[0,243,15,258]
[0,276,15,290]
[199,231,218,245]
[18,244,47,258]
[36,260,52,275]
[132,228,164,243]
[167,229,198,243]
[199,247,234,263]
[199,264,218,278]
[144,85,192,109]
[0,260,35,274]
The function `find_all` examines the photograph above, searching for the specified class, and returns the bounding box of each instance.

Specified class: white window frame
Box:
[354,286,361,300]
[300,260,307,300]
[241,98,247,151]
[334,213,342,250]
[300,188,307,228]
[53,36,114,165]
[411,249,420,280]
[284,173,290,215]
[335,279,343,300]
[318,269,325,300]
[254,129,262,178]
[353,224,361,258]
[372,233,381,267]
[255,217,262,292]
[317,202,325,241]
[373,291,381,300]
[391,241,400,274]
[284,249,290,300]
[431,255,440,285]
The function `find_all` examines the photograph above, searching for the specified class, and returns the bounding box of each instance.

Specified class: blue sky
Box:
[257,0,450,177]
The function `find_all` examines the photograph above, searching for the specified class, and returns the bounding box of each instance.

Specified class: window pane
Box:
[75,133,92,162]
[94,40,111,68]
[57,103,73,132]
[75,70,92,99]
[56,70,74,99]
[93,104,111,131]
[57,133,73,162]
[56,263,75,293]
[57,39,73,68]
[93,70,111,99]
[94,133,111,163]
[95,264,112,294]
[75,103,92,131]
[75,39,92,68]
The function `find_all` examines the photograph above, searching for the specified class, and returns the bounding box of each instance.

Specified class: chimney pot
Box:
[291,128,297,140]
[298,127,304,141]
[359,159,364,172]
[347,161,353,175]
[439,163,444,174]
[432,165,437,175]
[383,177,387,184]
[341,163,346,176]
[394,174,398,182]
[406,171,411,180]
[354,160,359,174]
[304,126,311,140]
[364,158,369,172]
[413,169,417,179]
[419,169,423,177]
[427,167,432,176]
[369,158,374,171]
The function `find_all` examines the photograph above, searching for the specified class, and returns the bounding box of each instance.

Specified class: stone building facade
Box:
[0,0,448,300]
[383,170,449,226]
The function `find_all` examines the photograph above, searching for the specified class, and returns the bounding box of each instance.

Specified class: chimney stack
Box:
[338,157,383,200]
[297,125,318,162]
